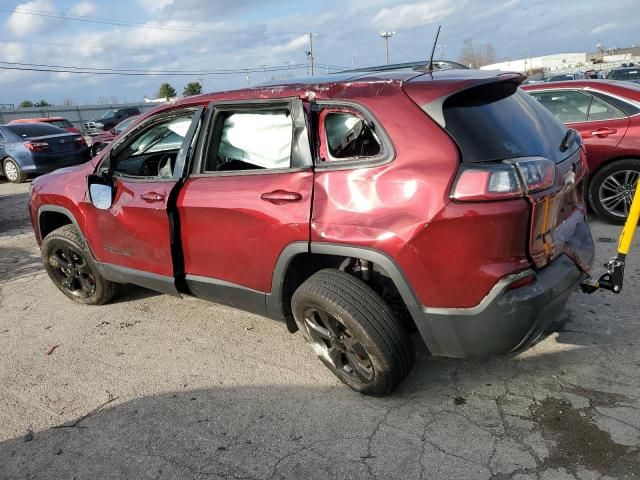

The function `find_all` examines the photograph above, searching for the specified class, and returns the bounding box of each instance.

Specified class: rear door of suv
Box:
[176,98,313,313]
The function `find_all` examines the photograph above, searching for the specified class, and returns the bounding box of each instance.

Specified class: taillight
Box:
[75,136,87,148]
[24,141,49,152]
[451,157,556,202]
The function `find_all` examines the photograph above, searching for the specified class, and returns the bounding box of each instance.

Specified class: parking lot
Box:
[1,179,639,479]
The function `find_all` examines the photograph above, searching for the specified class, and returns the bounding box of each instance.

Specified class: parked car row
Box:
[0,122,89,183]
[540,66,640,84]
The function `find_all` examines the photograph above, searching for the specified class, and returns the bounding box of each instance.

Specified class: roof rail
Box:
[334,60,468,74]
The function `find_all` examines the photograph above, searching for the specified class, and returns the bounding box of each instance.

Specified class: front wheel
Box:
[588,159,640,224]
[291,269,415,395]
[41,225,118,305]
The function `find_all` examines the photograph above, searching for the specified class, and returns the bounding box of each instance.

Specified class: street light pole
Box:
[380,31,395,65]
[260,64,267,81]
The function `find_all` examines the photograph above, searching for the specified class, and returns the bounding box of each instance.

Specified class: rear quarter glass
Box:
[441,82,569,163]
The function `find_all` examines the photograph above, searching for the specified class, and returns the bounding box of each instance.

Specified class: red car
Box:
[29,68,594,395]
[523,80,640,223]
[10,116,80,134]
[87,115,140,157]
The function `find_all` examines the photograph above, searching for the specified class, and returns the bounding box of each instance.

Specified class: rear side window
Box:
[442,82,568,163]
[587,96,625,121]
[324,112,381,159]
[47,120,73,128]
[5,124,66,138]
[204,110,292,172]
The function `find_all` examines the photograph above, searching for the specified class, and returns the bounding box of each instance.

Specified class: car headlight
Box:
[95,122,104,128]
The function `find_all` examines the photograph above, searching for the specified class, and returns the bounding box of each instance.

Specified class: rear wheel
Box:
[3,158,26,183]
[589,159,640,224]
[41,225,118,305]
[291,269,415,395]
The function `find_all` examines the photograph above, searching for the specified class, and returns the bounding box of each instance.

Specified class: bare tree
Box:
[459,39,497,68]
[62,98,74,106]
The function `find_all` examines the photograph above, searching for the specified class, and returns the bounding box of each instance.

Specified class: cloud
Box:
[70,1,97,16]
[372,0,463,30]
[6,0,58,36]
[591,22,617,35]
[138,0,173,11]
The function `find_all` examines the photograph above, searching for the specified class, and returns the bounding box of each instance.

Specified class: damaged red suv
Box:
[29,67,594,395]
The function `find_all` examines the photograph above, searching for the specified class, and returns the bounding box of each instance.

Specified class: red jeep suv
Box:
[29,68,595,395]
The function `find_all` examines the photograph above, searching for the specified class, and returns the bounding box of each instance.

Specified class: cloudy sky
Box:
[0,0,638,105]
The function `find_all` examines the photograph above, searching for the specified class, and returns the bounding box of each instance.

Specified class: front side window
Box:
[110,113,195,178]
[324,112,381,160]
[204,110,292,172]
[528,90,591,124]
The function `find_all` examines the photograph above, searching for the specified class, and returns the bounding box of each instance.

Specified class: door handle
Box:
[140,192,165,202]
[591,127,617,137]
[260,190,303,205]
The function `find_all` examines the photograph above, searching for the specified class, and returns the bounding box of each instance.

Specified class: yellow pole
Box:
[618,180,640,256]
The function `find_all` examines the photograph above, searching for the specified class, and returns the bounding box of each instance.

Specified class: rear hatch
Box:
[405,73,595,272]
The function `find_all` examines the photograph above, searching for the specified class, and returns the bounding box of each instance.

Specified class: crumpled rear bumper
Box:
[415,255,585,358]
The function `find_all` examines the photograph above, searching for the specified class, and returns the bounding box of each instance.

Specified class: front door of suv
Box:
[83,107,203,294]
[176,98,313,313]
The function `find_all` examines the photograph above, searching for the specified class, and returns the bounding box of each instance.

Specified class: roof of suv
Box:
[162,68,524,114]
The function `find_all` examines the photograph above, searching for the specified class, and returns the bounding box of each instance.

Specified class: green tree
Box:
[157,82,177,99]
[183,81,203,96]
[35,99,51,107]
[19,100,34,108]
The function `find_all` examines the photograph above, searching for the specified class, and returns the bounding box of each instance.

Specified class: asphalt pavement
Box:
[1,179,639,480]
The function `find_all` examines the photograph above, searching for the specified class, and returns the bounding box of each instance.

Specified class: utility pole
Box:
[246,73,250,87]
[306,33,315,75]
[283,61,292,77]
[380,31,395,65]
[260,64,267,81]
[437,44,447,60]
[522,48,531,74]
[351,53,357,69]
[198,78,204,91]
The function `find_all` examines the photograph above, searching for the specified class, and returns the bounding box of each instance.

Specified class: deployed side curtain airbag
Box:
[219,112,292,169]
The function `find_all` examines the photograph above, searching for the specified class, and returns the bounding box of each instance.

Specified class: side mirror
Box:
[87,174,114,210]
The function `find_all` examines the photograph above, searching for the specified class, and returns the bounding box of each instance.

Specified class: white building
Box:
[481,52,588,73]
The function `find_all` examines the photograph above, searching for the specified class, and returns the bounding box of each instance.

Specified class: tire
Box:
[588,158,640,225]
[41,225,118,305]
[291,269,415,395]
[3,158,26,183]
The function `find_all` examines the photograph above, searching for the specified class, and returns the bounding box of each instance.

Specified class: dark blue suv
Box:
[0,123,89,183]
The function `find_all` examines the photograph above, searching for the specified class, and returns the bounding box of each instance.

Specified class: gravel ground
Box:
[1,178,639,480]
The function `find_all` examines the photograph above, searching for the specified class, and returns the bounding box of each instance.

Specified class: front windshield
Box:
[100,110,116,119]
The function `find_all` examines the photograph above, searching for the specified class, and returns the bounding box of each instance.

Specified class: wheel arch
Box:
[267,242,422,333]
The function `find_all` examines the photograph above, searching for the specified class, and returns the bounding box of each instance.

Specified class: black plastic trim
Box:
[185,274,266,315]
[266,242,310,319]
[99,263,180,296]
